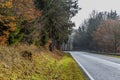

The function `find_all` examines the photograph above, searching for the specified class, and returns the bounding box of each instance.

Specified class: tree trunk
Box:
[49,40,55,52]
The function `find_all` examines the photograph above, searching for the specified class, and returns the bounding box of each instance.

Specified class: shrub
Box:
[7,28,23,45]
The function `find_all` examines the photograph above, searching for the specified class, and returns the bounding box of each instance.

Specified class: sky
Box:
[72,0,120,29]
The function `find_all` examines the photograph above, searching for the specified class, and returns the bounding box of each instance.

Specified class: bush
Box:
[7,28,23,45]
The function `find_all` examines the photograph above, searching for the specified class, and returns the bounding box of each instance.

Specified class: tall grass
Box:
[0,44,86,80]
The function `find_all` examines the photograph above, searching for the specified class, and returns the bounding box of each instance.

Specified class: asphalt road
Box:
[70,51,120,80]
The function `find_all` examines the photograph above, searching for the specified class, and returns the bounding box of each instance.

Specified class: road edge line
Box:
[70,53,95,80]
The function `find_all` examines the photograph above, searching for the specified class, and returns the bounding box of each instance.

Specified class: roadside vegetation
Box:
[108,55,120,58]
[0,0,86,79]
[0,0,79,51]
[0,44,86,80]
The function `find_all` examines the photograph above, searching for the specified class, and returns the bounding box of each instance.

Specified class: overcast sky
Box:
[72,0,120,29]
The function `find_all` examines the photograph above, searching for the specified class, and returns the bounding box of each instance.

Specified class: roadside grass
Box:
[0,44,86,80]
[84,50,120,59]
[108,55,120,58]
[58,53,86,80]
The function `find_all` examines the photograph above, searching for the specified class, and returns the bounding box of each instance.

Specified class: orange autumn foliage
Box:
[13,0,41,20]
[0,36,7,45]
[0,0,16,45]
[0,0,13,8]
[93,19,120,52]
[0,0,41,45]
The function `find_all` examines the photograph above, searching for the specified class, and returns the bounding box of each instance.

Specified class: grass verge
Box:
[108,55,120,58]
[83,51,120,59]
[0,44,86,80]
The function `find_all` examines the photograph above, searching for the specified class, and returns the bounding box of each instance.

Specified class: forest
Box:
[1,0,120,79]
[0,0,79,50]
[73,10,120,53]
[0,0,87,80]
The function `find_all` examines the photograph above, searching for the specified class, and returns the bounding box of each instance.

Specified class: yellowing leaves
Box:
[0,0,42,45]
[3,31,10,36]
[1,16,16,29]
[13,0,41,20]
[9,26,16,31]
[0,0,16,45]
[7,16,16,21]
[0,36,7,45]
[0,0,13,8]
[8,22,16,28]
[93,19,120,52]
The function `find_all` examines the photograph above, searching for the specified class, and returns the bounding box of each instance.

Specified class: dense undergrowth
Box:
[0,44,86,80]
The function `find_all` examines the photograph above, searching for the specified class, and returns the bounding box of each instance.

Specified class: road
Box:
[70,51,120,80]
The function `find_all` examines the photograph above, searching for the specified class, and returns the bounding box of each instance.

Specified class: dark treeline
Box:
[0,0,79,51]
[73,10,120,53]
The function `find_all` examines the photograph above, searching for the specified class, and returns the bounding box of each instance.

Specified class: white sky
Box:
[72,0,120,29]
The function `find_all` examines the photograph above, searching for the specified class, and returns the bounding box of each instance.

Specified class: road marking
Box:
[70,53,95,80]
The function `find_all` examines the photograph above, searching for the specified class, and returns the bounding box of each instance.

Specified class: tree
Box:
[13,0,41,20]
[0,0,16,45]
[93,19,120,53]
[73,11,105,50]
[107,10,119,20]
[34,0,80,51]
[12,0,41,44]
[73,10,120,51]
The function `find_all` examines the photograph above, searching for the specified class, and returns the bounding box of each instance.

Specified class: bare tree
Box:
[93,19,120,53]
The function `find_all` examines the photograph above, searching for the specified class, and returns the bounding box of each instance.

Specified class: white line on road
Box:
[70,53,95,80]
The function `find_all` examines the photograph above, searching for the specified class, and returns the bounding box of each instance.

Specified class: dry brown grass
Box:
[0,43,86,80]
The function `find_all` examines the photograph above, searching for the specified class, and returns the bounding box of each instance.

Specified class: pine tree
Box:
[34,0,80,50]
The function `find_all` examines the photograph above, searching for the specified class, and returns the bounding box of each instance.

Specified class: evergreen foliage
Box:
[40,29,49,46]
[34,0,80,50]
[0,0,80,51]
[7,28,23,45]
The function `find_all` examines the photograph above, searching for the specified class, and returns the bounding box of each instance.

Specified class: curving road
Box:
[70,51,120,80]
